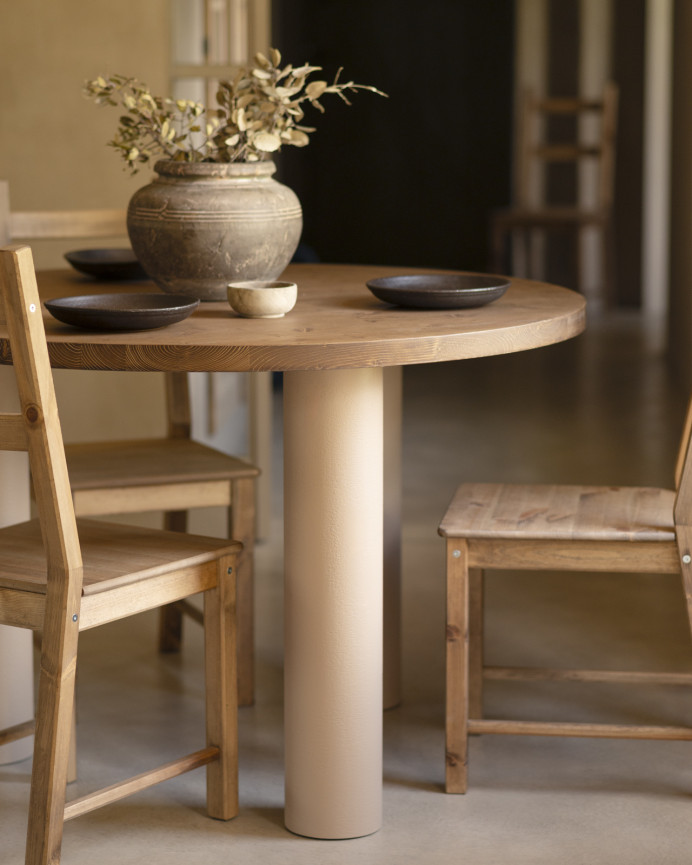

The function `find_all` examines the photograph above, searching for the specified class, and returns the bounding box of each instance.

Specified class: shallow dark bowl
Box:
[366,273,511,309]
[64,248,148,281]
[44,293,199,331]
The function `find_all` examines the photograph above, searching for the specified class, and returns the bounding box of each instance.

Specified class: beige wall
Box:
[1,0,169,222]
[1,0,172,451]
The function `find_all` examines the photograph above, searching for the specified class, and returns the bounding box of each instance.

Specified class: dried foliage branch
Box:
[85,48,387,174]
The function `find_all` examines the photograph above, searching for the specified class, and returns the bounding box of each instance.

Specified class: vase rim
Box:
[153,159,276,178]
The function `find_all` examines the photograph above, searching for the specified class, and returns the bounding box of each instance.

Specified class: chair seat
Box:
[0,517,240,595]
[65,438,259,490]
[439,483,676,542]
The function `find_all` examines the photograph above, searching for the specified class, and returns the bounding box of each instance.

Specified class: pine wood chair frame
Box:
[0,244,240,864]
[491,82,619,304]
[0,179,259,707]
[439,395,692,793]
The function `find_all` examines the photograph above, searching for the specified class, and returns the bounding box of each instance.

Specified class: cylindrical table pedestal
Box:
[383,366,402,710]
[283,368,383,839]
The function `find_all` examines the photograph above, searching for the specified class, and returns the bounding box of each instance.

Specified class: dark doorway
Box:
[273,0,515,273]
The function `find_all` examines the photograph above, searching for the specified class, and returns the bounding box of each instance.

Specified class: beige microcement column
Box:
[284,367,383,839]
[0,365,34,763]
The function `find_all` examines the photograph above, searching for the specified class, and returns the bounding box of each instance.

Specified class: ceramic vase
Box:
[127,159,303,301]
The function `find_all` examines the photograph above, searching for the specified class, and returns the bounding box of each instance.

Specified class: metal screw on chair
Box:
[452,550,461,558]
[683,555,691,565]
[72,614,78,622]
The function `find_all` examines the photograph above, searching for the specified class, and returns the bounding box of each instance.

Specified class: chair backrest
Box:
[0,244,82,576]
[0,180,126,244]
[515,82,619,213]
[0,180,189,440]
[674,395,692,527]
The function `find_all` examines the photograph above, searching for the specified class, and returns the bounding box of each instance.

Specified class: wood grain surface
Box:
[439,483,677,541]
[0,264,586,373]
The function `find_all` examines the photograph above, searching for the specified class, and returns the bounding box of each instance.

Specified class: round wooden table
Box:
[9,262,586,839]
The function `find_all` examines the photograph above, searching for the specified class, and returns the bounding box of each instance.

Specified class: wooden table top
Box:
[2,263,586,373]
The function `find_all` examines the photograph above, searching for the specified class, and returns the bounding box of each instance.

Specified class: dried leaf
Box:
[253,131,281,152]
[274,85,303,99]
[282,129,310,146]
[306,81,328,99]
[291,64,322,77]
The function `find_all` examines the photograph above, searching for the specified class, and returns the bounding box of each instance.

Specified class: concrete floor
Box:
[3,310,692,864]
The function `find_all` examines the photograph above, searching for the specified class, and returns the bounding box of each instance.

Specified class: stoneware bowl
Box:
[227,280,297,318]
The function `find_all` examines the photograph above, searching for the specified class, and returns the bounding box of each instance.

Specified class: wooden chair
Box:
[0,244,240,865]
[0,179,259,706]
[439,395,692,793]
[491,82,618,305]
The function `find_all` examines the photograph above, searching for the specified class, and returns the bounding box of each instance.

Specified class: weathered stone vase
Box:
[127,159,303,301]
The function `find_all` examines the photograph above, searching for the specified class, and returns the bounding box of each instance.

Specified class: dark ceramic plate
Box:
[366,274,511,309]
[44,293,199,331]
[64,248,148,281]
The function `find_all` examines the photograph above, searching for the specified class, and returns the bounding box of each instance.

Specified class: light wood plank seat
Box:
[439,401,692,794]
[65,438,257,491]
[444,483,677,541]
[0,244,241,864]
[0,517,236,597]
[0,179,260,706]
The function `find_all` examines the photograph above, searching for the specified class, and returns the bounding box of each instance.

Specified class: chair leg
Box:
[204,554,238,821]
[445,539,470,794]
[527,228,545,280]
[25,581,81,865]
[603,221,617,308]
[576,226,584,296]
[677,527,692,642]
[491,218,507,274]
[512,228,524,277]
[158,510,188,652]
[36,629,78,783]
[230,477,255,707]
[468,568,484,721]
[67,695,77,784]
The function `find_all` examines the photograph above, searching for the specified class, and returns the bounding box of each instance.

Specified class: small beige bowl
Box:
[227,280,297,318]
